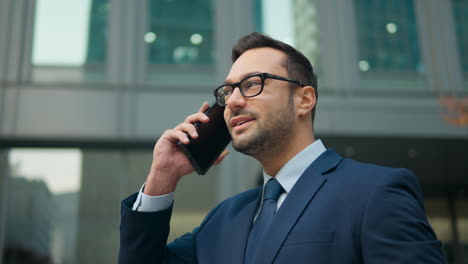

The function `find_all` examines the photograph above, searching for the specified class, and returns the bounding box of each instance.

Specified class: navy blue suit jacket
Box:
[119,149,446,263]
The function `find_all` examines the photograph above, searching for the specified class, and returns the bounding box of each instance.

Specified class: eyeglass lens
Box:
[216,75,263,105]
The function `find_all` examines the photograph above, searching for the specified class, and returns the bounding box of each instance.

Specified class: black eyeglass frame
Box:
[213,72,305,106]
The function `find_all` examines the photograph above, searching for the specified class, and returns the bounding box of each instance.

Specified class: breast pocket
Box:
[277,230,336,264]
[283,230,335,246]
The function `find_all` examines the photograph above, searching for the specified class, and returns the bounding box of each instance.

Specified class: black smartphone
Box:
[178,102,232,175]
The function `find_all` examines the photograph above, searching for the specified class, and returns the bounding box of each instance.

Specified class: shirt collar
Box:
[262,139,326,194]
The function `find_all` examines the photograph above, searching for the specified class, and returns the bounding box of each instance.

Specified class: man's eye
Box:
[244,81,261,89]
[222,88,232,96]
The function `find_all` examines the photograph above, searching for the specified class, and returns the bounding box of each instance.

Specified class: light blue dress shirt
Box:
[133,139,326,213]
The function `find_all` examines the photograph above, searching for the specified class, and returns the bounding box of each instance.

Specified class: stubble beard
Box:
[232,98,295,158]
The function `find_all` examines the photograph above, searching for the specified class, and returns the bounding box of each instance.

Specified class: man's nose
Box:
[226,88,246,110]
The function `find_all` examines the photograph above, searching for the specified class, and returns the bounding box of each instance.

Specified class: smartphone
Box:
[178,102,232,175]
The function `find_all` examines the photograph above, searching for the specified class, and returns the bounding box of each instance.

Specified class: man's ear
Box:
[296,86,316,118]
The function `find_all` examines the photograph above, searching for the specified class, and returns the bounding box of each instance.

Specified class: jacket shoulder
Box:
[337,158,416,181]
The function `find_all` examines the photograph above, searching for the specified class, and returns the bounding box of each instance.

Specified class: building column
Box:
[107,0,147,85]
[415,0,463,95]
[107,0,149,138]
[0,150,10,264]
[214,0,260,201]
[0,0,36,137]
[316,0,360,92]
[0,0,35,83]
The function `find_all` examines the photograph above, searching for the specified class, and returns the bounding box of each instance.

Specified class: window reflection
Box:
[1,148,218,263]
[32,0,108,83]
[426,194,468,263]
[426,198,453,261]
[354,0,426,90]
[145,0,215,85]
[256,0,321,75]
[355,0,423,73]
[455,198,468,263]
[452,0,468,87]
[147,0,213,65]
[6,149,81,264]
[33,0,92,66]
[85,0,109,66]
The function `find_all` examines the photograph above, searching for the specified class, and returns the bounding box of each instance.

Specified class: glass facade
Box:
[425,197,468,263]
[31,0,217,85]
[452,0,468,87]
[354,0,426,90]
[3,149,82,264]
[85,0,109,66]
[1,147,467,263]
[256,0,321,77]
[147,0,213,65]
[145,0,215,85]
[0,148,218,263]
[32,0,108,83]
[1,0,468,263]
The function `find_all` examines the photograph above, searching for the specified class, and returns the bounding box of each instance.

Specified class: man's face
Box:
[223,48,296,157]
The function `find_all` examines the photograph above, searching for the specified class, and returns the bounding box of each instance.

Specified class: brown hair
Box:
[232,32,318,122]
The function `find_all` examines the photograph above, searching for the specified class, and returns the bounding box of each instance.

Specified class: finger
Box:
[175,123,198,138]
[185,112,209,124]
[175,130,191,144]
[198,101,210,112]
[162,129,190,144]
[214,149,229,165]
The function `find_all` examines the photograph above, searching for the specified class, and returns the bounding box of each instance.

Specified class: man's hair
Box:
[232,32,318,123]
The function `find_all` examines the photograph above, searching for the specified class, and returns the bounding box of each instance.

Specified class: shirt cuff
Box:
[131,182,174,212]
[140,191,174,212]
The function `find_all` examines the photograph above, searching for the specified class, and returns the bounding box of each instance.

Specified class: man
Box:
[119,32,446,263]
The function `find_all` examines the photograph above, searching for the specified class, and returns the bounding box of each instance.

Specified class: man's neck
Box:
[259,134,315,176]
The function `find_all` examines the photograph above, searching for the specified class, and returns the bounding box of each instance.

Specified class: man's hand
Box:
[144,102,229,196]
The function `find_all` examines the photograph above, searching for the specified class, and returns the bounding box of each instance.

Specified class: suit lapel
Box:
[218,188,261,263]
[254,149,343,264]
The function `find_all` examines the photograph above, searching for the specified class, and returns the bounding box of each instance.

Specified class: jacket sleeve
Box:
[360,169,447,263]
[118,192,197,264]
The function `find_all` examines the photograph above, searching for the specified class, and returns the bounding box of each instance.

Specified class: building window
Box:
[145,0,215,86]
[452,0,468,88]
[84,0,109,67]
[4,149,82,263]
[354,0,426,91]
[32,0,109,83]
[1,147,218,264]
[255,0,321,78]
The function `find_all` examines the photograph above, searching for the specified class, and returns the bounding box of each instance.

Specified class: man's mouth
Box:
[231,116,256,129]
[235,119,253,127]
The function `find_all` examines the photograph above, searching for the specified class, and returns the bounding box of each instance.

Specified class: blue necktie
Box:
[245,178,284,263]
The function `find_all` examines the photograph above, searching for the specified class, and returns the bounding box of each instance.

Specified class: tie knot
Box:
[263,178,284,201]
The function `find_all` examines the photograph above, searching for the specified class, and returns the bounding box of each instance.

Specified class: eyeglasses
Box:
[213,72,304,106]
